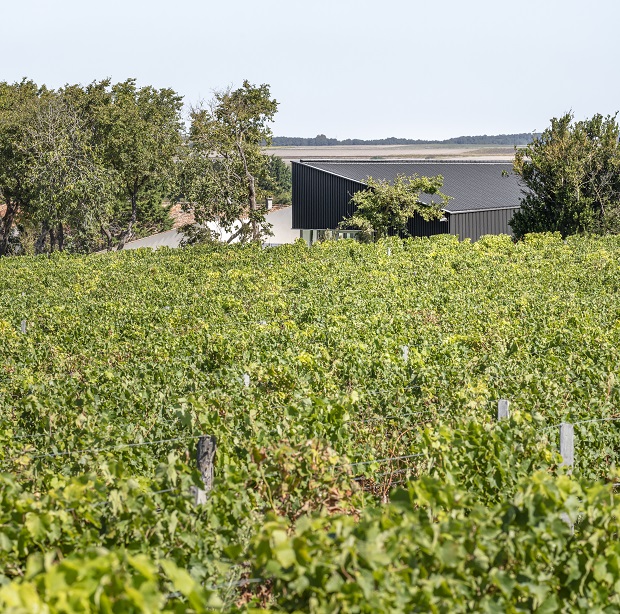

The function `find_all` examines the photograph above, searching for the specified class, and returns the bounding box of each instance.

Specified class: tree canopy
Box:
[510,112,620,239]
[100,79,183,249]
[259,155,292,206]
[0,80,43,256]
[0,79,183,255]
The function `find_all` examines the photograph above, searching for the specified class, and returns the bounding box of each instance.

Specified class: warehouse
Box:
[292,160,522,242]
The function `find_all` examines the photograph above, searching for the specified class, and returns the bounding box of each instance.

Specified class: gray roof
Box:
[299,160,521,213]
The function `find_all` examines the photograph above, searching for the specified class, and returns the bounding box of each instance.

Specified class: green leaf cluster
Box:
[0,78,182,255]
[180,81,279,244]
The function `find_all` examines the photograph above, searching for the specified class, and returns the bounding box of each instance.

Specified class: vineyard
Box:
[2,233,620,611]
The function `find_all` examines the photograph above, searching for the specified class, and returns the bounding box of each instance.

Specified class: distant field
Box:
[265,143,517,162]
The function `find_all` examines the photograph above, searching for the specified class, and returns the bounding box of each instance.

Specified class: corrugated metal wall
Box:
[292,162,450,238]
[405,213,449,237]
[292,162,367,229]
[449,208,518,241]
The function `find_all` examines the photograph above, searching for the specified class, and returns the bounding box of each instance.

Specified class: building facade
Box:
[292,160,522,242]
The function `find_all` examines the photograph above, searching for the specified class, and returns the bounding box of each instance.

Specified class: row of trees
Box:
[0,78,288,256]
[271,133,537,147]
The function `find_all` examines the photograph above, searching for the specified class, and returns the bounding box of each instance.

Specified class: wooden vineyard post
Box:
[193,435,217,506]
[559,423,574,469]
[497,399,510,421]
[559,422,575,532]
[21,320,26,334]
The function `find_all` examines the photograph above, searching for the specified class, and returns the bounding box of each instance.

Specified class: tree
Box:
[181,81,278,243]
[0,80,44,256]
[258,155,292,205]
[21,89,116,253]
[99,79,183,250]
[0,78,182,256]
[339,174,450,240]
[510,113,620,239]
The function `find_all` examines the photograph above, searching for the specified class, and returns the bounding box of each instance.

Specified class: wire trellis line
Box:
[167,576,265,601]
[9,433,51,441]
[334,452,425,469]
[359,409,436,424]
[63,487,180,513]
[205,577,264,591]
[354,467,415,481]
[538,416,620,432]
[6,434,202,464]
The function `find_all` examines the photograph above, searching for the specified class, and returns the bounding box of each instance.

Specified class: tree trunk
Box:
[57,223,64,252]
[100,223,113,251]
[0,200,18,257]
[35,221,49,254]
[226,221,251,244]
[247,173,260,241]
[235,141,260,241]
[49,225,56,252]
[116,184,138,250]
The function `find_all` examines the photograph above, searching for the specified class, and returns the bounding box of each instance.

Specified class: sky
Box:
[2,0,619,140]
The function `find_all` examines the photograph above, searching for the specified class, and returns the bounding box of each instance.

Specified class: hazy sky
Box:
[2,0,619,139]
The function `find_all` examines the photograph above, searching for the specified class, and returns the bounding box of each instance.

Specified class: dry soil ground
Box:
[265,144,517,163]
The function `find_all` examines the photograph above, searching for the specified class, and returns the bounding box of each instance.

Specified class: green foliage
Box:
[99,79,183,250]
[0,80,46,256]
[3,234,620,608]
[180,81,279,243]
[511,112,620,239]
[340,174,450,239]
[0,78,183,255]
[258,155,292,205]
[251,472,620,613]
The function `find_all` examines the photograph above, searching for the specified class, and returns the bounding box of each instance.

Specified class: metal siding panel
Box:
[292,163,368,229]
[445,208,519,241]
[449,213,459,237]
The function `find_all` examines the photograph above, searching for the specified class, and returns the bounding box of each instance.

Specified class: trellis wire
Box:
[359,409,435,424]
[63,487,179,513]
[7,434,203,464]
[538,416,620,432]
[354,467,415,481]
[334,452,425,470]
[167,577,265,602]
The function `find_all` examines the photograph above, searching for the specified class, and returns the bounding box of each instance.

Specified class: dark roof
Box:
[298,160,521,213]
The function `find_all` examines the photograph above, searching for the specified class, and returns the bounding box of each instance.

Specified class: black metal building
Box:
[292,160,522,242]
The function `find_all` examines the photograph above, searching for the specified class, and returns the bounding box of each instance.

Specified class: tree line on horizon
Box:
[271,133,538,147]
